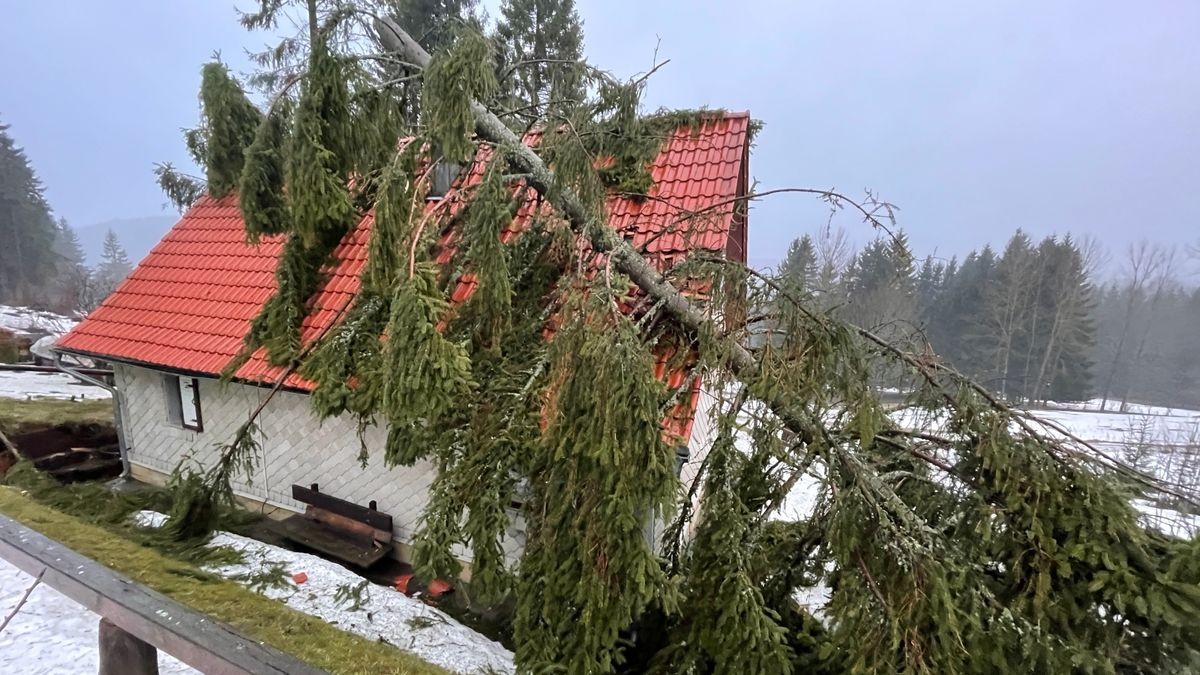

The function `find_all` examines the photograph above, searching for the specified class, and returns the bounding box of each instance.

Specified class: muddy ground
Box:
[0,421,119,481]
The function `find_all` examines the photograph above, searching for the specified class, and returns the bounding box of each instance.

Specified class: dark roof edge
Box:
[53,346,311,396]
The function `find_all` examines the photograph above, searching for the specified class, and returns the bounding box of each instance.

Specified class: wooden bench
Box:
[274,484,393,568]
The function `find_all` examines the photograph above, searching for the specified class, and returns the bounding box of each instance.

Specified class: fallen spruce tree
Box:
[156,3,1200,673]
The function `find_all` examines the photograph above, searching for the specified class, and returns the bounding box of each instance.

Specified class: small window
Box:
[162,374,203,431]
[427,161,463,200]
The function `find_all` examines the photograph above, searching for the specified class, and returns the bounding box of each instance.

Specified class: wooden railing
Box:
[0,513,326,674]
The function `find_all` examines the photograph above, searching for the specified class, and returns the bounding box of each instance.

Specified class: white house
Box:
[55,112,752,567]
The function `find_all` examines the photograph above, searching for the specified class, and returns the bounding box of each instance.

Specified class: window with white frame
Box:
[162,374,203,431]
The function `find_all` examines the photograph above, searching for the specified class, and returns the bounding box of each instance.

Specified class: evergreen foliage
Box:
[660,421,792,674]
[233,32,364,367]
[384,0,481,57]
[461,156,515,348]
[167,9,1200,673]
[380,261,474,465]
[800,228,1100,404]
[50,217,92,312]
[240,99,292,241]
[93,228,133,301]
[197,62,263,197]
[1093,274,1200,410]
[495,0,586,118]
[779,234,817,293]
[284,33,356,248]
[514,290,677,673]
[0,120,58,304]
[153,162,206,211]
[421,28,497,162]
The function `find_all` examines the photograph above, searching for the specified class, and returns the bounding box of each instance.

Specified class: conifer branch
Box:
[374,14,829,449]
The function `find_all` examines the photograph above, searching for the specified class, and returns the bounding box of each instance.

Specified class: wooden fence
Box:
[0,513,326,674]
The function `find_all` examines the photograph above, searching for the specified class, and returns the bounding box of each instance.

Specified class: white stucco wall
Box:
[115,361,721,562]
[115,363,455,556]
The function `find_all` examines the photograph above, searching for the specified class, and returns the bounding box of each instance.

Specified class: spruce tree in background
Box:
[0,120,58,304]
[779,234,817,292]
[50,217,91,313]
[379,0,483,125]
[840,232,917,345]
[93,228,133,303]
[384,0,481,53]
[495,0,586,119]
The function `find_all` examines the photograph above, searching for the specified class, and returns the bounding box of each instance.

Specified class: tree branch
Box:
[373,16,827,451]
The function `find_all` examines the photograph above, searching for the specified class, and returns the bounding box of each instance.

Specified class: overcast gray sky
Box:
[2,1,1197,269]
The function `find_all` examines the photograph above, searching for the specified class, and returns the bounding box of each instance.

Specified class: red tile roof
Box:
[59,112,750,442]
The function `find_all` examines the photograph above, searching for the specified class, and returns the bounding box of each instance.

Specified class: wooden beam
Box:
[291,484,393,532]
[99,617,158,675]
[0,362,113,377]
[0,513,327,675]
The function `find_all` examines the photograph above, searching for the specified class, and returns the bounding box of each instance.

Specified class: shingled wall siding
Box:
[115,362,721,561]
[114,363,458,557]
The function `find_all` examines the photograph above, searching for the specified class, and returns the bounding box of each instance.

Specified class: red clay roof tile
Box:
[59,113,751,443]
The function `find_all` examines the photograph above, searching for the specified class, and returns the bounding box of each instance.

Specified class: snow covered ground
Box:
[0,558,194,674]
[0,305,76,339]
[0,304,106,401]
[0,371,110,401]
[1033,399,1200,447]
[133,511,515,675]
[0,513,514,675]
[781,399,1200,623]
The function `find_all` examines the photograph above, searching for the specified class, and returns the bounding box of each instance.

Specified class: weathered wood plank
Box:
[274,515,390,568]
[99,617,158,675]
[0,513,327,675]
[291,484,392,532]
[305,505,391,544]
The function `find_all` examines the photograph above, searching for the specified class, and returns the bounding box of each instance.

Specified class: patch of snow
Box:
[0,371,110,401]
[0,305,77,339]
[1132,500,1200,539]
[0,557,194,674]
[134,511,515,675]
[1045,399,1197,418]
[794,584,832,623]
[774,473,823,523]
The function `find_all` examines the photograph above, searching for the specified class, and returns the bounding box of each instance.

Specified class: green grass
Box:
[0,487,450,675]
[0,397,113,431]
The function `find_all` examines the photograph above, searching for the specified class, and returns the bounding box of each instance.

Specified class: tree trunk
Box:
[1018,266,1045,402]
[374,17,823,445]
[1031,298,1066,403]
[1100,287,1138,411]
[1120,277,1171,411]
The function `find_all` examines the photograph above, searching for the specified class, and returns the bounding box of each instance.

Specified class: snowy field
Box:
[0,371,110,401]
[778,398,1200,533]
[0,304,106,401]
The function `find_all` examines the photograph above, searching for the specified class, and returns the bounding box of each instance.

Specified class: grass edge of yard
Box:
[0,486,450,675]
[0,398,114,430]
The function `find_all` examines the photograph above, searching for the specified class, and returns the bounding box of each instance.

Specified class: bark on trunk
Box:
[373,17,821,445]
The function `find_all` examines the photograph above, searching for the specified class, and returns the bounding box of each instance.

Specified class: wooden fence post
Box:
[98,617,159,675]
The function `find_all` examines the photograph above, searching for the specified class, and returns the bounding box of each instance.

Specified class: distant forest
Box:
[0,120,132,313]
[779,229,1200,409]
[5,112,1197,409]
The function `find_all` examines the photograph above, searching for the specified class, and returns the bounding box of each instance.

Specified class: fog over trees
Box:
[781,228,1200,408]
